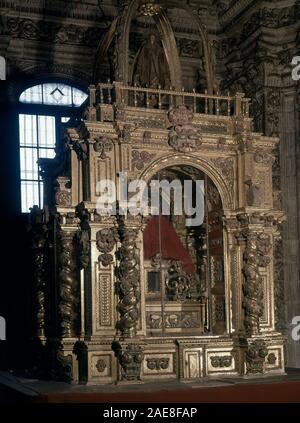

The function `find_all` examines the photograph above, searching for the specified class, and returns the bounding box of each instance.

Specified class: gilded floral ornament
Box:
[168,105,202,153]
[139,3,162,17]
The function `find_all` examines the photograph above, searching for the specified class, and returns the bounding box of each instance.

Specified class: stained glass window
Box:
[19,83,88,107]
[19,83,87,212]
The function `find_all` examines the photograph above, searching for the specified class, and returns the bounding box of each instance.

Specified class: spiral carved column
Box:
[116,218,141,338]
[29,206,48,338]
[58,231,77,338]
[242,231,272,335]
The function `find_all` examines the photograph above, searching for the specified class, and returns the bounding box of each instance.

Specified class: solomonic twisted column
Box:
[29,206,47,338]
[116,218,141,338]
[242,231,272,335]
[58,231,77,338]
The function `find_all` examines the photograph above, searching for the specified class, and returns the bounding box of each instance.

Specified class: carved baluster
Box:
[193,89,197,113]
[158,84,162,109]
[244,99,250,117]
[216,93,220,116]
[234,92,245,115]
[205,90,208,114]
[89,85,96,108]
[182,87,185,106]
[169,86,173,110]
[107,79,112,104]
[133,84,138,107]
[99,85,104,104]
[146,86,150,108]
[227,92,231,116]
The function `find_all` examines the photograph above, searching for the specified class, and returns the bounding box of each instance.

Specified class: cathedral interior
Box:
[1,0,300,394]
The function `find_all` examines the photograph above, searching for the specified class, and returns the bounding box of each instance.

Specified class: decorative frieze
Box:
[1,16,103,47]
[146,311,201,330]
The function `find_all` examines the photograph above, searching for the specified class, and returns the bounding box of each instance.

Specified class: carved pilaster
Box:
[116,218,141,338]
[58,230,77,338]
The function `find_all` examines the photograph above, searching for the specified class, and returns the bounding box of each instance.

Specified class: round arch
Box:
[113,0,215,93]
[139,153,233,211]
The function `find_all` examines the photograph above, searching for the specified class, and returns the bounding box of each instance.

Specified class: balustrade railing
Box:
[88,82,250,118]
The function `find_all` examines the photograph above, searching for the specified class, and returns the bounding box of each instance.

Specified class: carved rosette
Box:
[116,219,141,338]
[58,231,77,338]
[146,358,169,371]
[210,355,233,368]
[242,231,272,335]
[245,339,268,374]
[29,206,47,338]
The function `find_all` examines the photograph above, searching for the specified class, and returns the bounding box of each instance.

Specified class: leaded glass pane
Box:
[39,148,55,160]
[19,114,37,147]
[19,85,43,104]
[43,83,72,105]
[72,87,88,106]
[21,181,40,213]
[20,147,39,180]
[38,115,56,148]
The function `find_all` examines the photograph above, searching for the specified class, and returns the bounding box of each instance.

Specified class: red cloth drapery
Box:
[143,215,195,274]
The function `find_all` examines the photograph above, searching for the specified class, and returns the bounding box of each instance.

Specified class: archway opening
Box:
[143,165,226,337]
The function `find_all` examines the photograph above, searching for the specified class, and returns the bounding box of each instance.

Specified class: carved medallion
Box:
[94,136,113,159]
[146,358,169,371]
[96,359,107,373]
[210,355,233,368]
[132,150,155,170]
[168,106,202,153]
